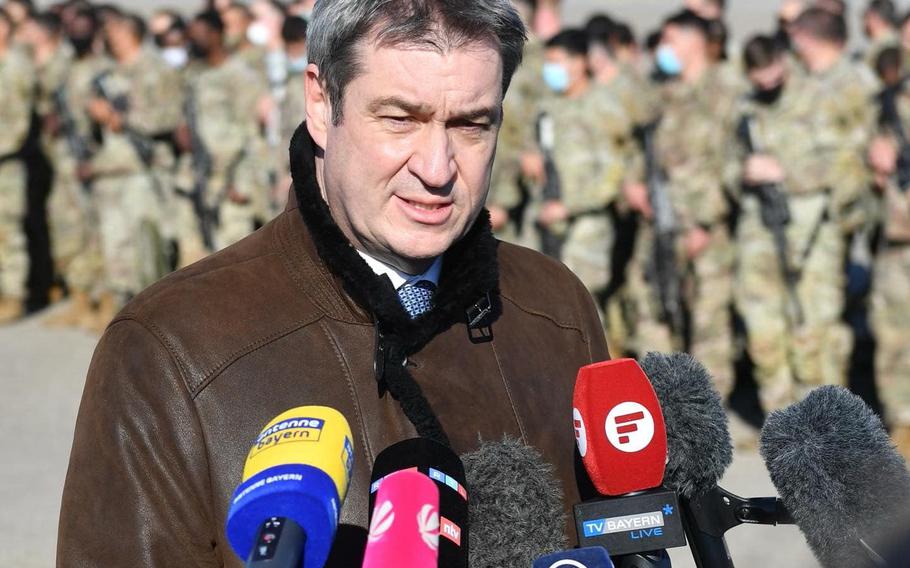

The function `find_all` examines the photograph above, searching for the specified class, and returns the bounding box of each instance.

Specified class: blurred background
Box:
[3,0,910,566]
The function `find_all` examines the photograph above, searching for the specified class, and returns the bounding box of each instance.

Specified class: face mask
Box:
[70,35,93,56]
[161,46,188,69]
[247,22,270,46]
[542,62,570,94]
[288,54,308,74]
[655,44,683,76]
[754,82,785,105]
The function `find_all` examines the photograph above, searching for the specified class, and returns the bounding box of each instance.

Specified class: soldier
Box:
[868,110,910,462]
[533,29,632,321]
[627,10,739,399]
[83,10,180,326]
[273,15,308,213]
[175,10,265,263]
[731,35,865,413]
[43,5,108,328]
[486,0,544,244]
[0,7,33,323]
[862,0,899,71]
[788,7,878,387]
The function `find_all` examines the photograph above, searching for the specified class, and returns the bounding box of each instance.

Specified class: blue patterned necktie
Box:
[397,280,436,319]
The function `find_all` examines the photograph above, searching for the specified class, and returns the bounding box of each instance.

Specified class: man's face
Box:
[544,46,587,91]
[187,21,216,58]
[662,24,706,70]
[308,40,503,267]
[222,7,250,45]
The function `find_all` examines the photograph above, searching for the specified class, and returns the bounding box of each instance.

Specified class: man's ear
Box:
[304,62,331,148]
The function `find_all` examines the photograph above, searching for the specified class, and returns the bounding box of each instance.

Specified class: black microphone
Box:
[461,437,568,568]
[369,438,469,568]
[760,385,910,568]
[640,352,794,568]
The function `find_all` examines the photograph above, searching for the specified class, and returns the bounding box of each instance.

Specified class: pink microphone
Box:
[363,469,440,568]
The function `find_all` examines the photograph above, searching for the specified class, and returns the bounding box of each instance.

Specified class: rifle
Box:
[91,70,156,169]
[183,85,217,251]
[53,84,92,194]
[737,114,805,327]
[641,121,686,337]
[535,111,564,259]
[878,82,910,193]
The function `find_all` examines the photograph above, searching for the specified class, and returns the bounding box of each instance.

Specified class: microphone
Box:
[572,359,686,559]
[462,437,569,567]
[532,546,615,568]
[761,385,910,568]
[362,469,440,568]
[369,438,469,568]
[640,352,793,568]
[225,406,355,568]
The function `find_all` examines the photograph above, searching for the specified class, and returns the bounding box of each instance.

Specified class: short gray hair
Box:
[308,0,527,125]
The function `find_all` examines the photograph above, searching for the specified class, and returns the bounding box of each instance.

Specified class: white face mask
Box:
[160,46,188,69]
[246,22,271,46]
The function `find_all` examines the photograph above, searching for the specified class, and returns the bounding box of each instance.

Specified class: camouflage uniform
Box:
[627,66,741,398]
[89,49,181,305]
[536,86,633,306]
[273,70,307,211]
[731,63,874,412]
[178,56,265,261]
[0,47,34,307]
[47,54,111,298]
[488,37,544,245]
[872,87,910,432]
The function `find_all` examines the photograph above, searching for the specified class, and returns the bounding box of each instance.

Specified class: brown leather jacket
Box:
[58,131,609,567]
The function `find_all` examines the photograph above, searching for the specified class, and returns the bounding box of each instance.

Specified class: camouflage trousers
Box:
[627,224,735,400]
[871,244,910,427]
[734,194,850,413]
[0,159,29,300]
[47,154,103,294]
[173,195,257,268]
[93,173,166,304]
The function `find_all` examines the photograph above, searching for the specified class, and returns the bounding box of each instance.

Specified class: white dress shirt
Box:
[356,251,443,290]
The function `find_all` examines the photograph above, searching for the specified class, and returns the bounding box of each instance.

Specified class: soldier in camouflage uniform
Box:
[486,0,544,245]
[533,29,634,320]
[273,15,308,214]
[85,11,181,325]
[44,6,108,327]
[176,10,265,264]
[862,0,900,71]
[0,8,33,323]
[627,11,741,398]
[732,33,874,413]
[868,94,910,462]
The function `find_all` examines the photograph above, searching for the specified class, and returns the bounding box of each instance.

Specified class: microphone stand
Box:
[681,486,794,568]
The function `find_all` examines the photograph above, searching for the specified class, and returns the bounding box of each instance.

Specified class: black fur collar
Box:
[288,123,500,445]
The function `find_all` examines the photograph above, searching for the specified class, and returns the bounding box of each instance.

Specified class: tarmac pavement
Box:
[0,302,819,567]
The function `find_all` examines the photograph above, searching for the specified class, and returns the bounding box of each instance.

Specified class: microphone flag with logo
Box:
[573,359,667,496]
[369,438,469,568]
[225,406,354,567]
[362,469,440,568]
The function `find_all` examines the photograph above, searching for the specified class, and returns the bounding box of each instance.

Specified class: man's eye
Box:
[383,116,412,126]
[452,120,491,132]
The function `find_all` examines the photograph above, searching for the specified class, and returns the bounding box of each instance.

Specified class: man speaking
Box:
[58,1,609,565]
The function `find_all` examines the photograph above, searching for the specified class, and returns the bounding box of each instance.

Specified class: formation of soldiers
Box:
[0,0,907,457]
[492,0,910,458]
[0,0,311,331]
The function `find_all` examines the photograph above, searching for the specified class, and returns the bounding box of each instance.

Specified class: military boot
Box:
[86,292,118,335]
[45,290,92,328]
[892,424,910,465]
[0,297,24,325]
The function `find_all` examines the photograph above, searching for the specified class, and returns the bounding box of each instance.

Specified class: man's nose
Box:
[408,124,457,190]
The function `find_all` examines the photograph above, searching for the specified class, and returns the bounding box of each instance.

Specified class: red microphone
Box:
[573,359,667,495]
[362,470,440,568]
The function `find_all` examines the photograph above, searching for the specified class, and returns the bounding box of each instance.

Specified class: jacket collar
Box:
[288,122,500,356]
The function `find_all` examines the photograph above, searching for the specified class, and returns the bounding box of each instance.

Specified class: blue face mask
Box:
[655,45,683,76]
[543,63,570,94]
[288,55,308,74]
